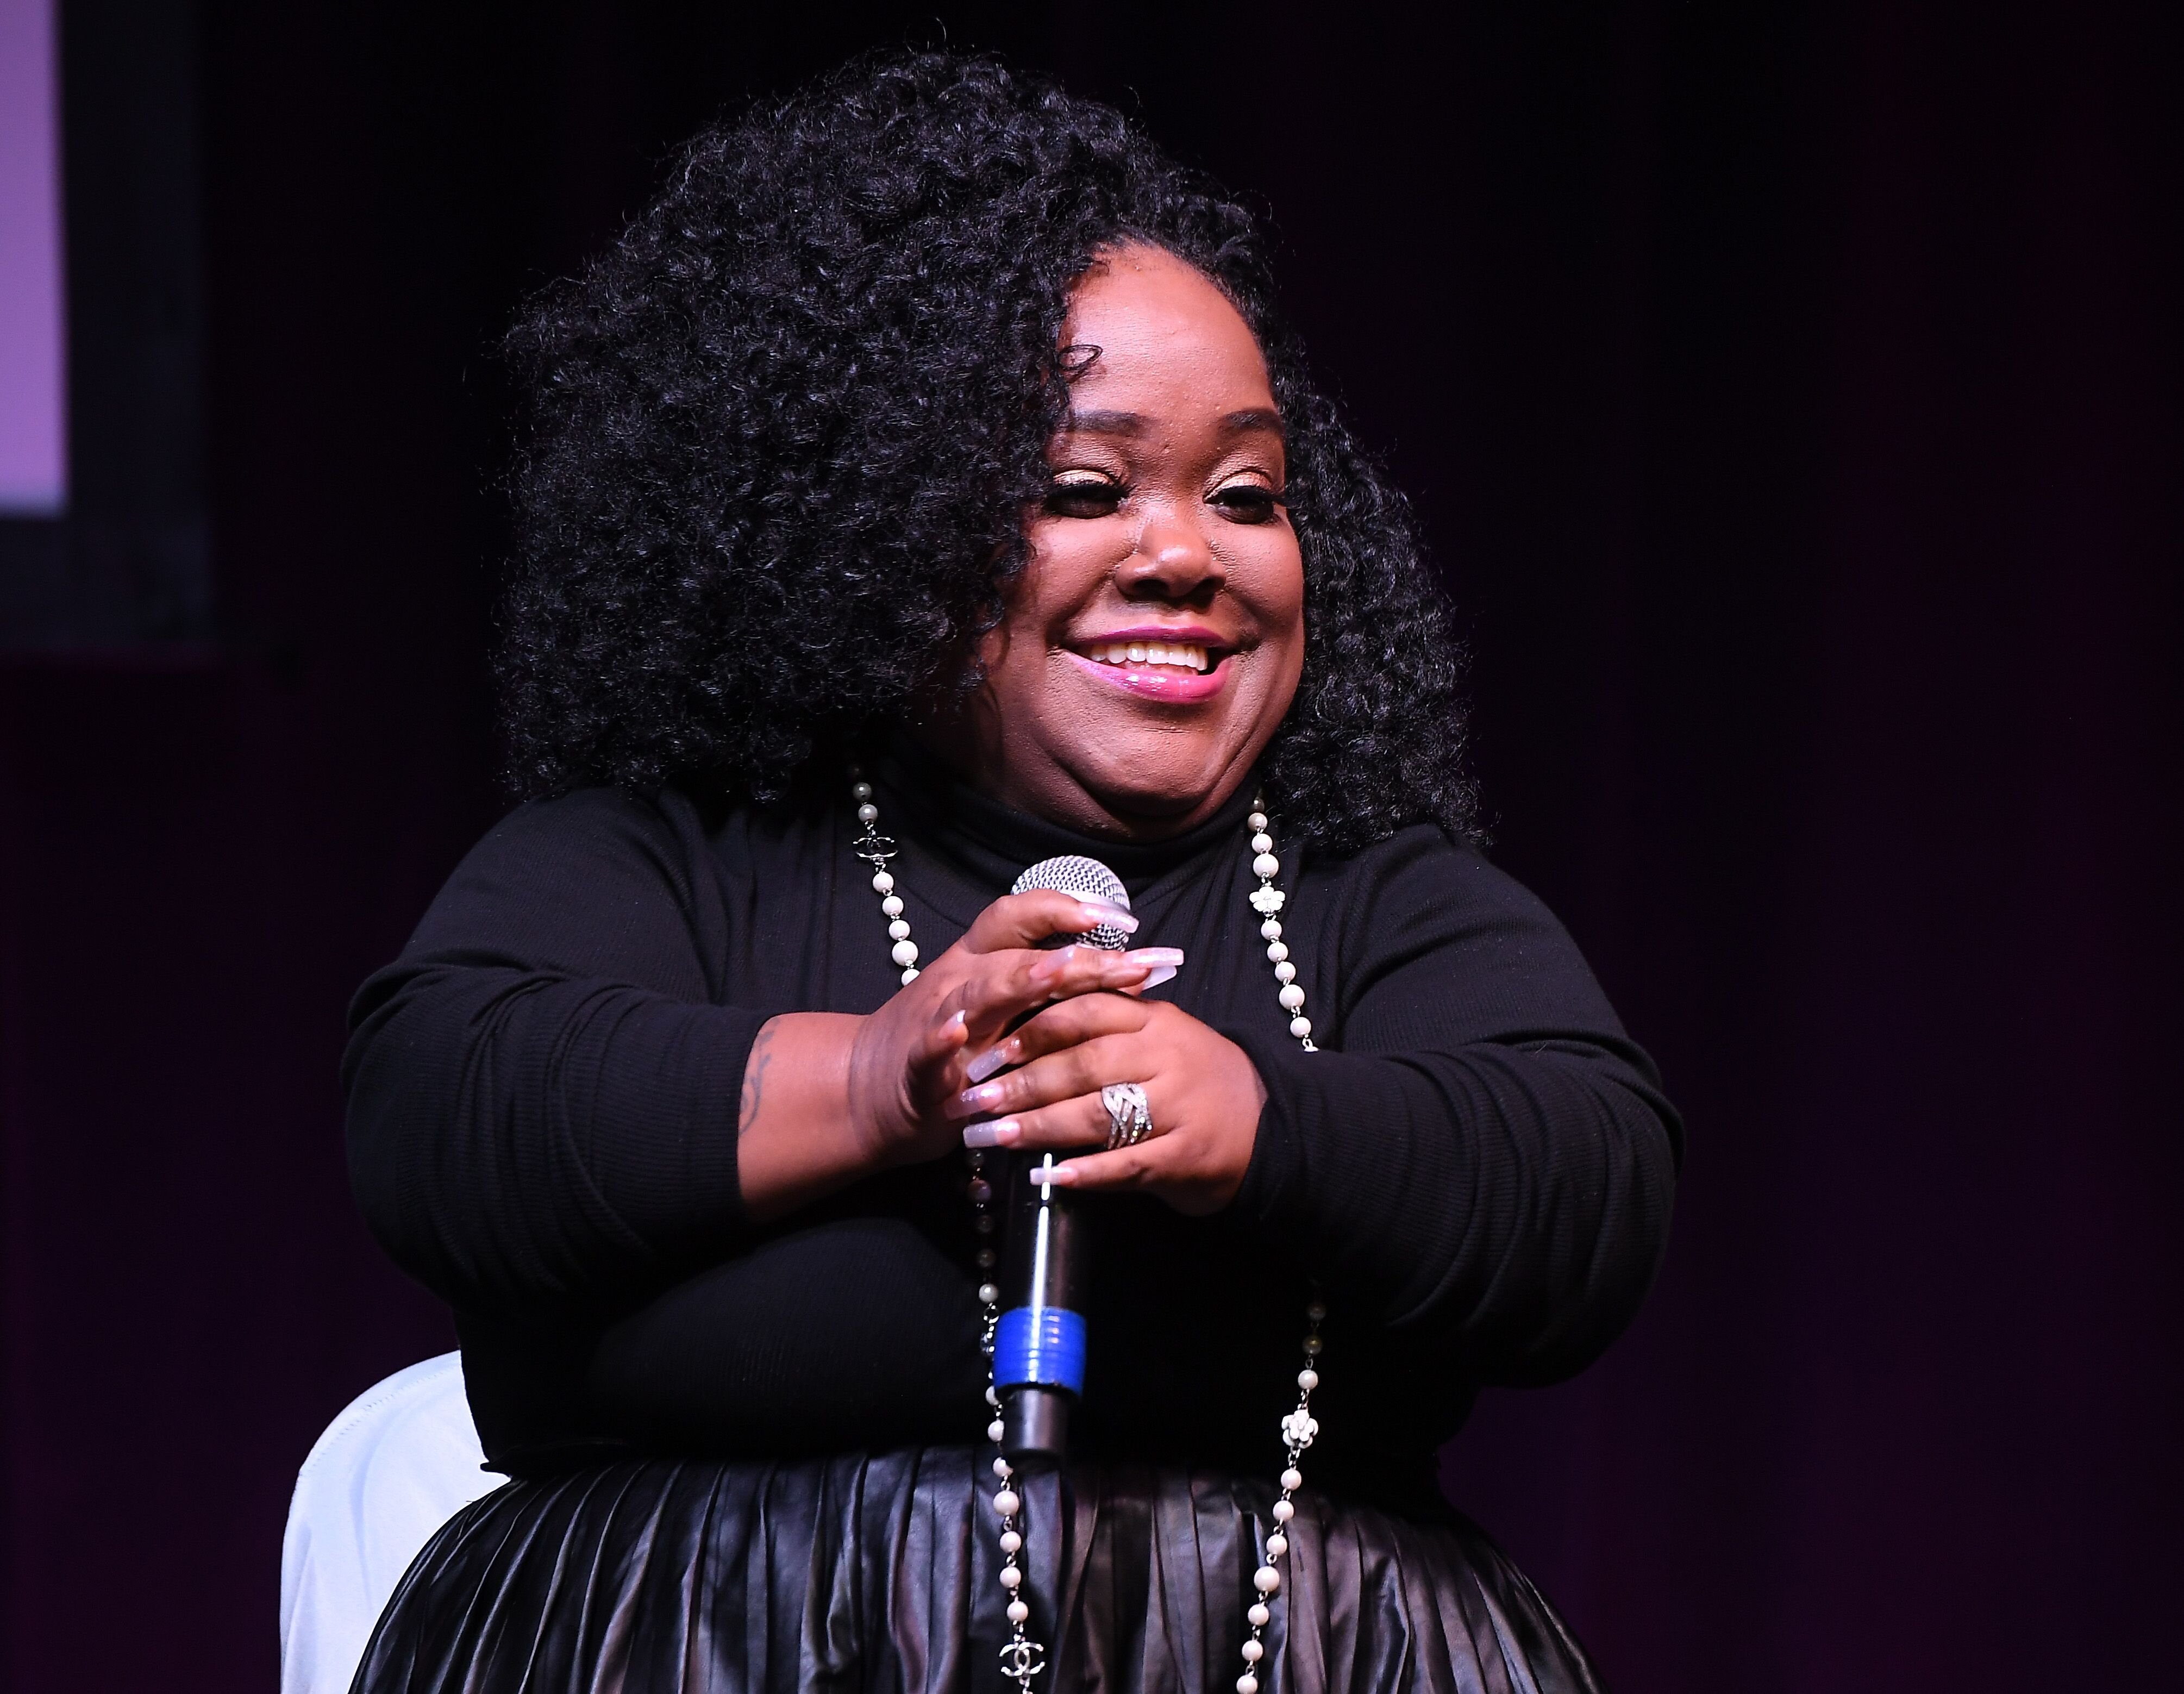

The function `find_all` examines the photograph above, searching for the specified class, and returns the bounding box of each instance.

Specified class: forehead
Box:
[1061,245,1274,410]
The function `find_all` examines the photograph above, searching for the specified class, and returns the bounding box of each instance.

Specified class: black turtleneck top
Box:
[343,752,1680,1511]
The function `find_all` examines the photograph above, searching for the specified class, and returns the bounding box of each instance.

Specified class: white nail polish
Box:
[966,1047,1008,1084]
[1140,964,1177,990]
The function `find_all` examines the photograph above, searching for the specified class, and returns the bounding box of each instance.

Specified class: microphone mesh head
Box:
[1012,855,1132,951]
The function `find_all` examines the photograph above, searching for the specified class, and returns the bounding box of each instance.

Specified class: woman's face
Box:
[953,243,1306,838]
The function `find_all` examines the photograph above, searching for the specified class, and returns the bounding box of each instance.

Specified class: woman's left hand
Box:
[947,995,1267,1215]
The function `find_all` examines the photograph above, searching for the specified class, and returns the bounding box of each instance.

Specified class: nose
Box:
[1116,512,1223,605]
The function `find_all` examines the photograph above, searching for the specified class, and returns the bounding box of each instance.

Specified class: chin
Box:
[1073,748,1238,823]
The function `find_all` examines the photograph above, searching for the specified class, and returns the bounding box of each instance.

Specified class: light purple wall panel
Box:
[0,0,64,513]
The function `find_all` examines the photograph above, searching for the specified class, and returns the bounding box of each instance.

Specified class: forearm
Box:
[345,964,765,1305]
[1229,1034,1678,1383]
[734,1012,876,1222]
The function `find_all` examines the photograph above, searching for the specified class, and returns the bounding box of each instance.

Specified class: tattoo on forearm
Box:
[739,1027,777,1140]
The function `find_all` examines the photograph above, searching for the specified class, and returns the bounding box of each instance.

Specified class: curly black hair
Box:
[501,51,1475,854]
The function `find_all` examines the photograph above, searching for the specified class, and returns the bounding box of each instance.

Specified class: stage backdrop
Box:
[2,4,2176,1689]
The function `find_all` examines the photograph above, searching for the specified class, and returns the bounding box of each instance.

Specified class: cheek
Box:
[1009,521,1128,636]
[983,525,1107,696]
[984,545,1054,682]
[1253,542,1309,673]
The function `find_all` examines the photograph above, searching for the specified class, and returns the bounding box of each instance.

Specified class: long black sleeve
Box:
[1229,834,1679,1387]
[343,776,1680,1484]
[344,789,764,1308]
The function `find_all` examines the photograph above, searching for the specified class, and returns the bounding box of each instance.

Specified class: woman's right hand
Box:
[736,891,1180,1220]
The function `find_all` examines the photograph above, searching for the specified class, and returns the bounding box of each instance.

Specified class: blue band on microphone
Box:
[994,1307,1087,1395]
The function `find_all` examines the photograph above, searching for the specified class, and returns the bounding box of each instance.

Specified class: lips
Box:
[1062,626,1234,704]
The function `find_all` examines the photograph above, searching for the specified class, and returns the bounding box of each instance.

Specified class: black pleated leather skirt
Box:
[354,1447,1602,1694]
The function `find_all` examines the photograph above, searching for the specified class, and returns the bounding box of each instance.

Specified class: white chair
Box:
[280,1353,499,1694]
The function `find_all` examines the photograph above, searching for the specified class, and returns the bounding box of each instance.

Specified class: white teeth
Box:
[1084,641,1211,672]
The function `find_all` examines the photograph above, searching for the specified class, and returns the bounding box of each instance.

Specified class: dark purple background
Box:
[3,3,2177,1687]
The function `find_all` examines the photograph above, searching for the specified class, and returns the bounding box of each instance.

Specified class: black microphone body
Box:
[997,1152,1086,1463]
[992,855,1130,1467]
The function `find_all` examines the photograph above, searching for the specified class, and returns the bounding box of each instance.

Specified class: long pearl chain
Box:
[1247,801,1317,1052]
[849,773,1324,1694]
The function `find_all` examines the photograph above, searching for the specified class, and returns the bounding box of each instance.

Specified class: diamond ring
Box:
[1100,1082,1153,1150]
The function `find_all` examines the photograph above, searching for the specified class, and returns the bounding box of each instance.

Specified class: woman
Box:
[345,52,1680,1694]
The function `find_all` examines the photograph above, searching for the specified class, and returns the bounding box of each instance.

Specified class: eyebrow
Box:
[1062,407,1286,440]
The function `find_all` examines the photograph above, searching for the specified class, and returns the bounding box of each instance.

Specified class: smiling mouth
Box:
[1071,638,1218,674]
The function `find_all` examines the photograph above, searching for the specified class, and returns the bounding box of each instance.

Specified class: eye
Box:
[1209,481,1282,524]
[1044,474,1125,519]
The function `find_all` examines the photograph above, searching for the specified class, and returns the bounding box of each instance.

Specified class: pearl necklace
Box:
[849,774,1325,1694]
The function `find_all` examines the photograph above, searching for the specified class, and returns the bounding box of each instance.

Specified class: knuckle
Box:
[1066,1046,1106,1092]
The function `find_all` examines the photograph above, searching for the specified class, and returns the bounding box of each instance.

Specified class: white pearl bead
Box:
[1242,1639,1263,1662]
[1306,1300,1327,1321]
[1248,1603,1271,1628]
[977,1248,996,1268]
[1237,1676,1260,1694]
[867,779,1332,1604]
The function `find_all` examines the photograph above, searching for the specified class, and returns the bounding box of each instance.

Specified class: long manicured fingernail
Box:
[962,1120,1021,1149]
[1124,947,1185,967]
[955,1082,1006,1115]
[1139,964,1177,990]
[1046,1160,1080,1184]
[1077,902,1139,934]
[965,1041,1016,1084]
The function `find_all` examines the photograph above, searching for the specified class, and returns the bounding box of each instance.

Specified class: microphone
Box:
[992,855,1130,1465]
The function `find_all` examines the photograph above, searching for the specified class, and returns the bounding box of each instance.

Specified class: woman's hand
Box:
[946,996,1268,1216]
[735,890,1181,1220]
